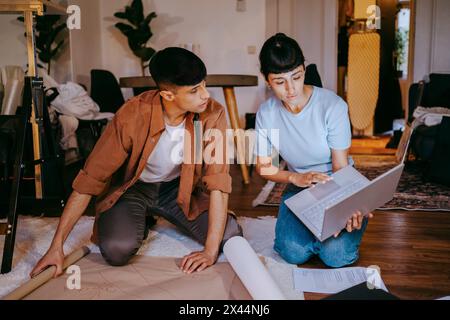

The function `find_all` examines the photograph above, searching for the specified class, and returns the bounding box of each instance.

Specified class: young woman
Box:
[255,33,373,268]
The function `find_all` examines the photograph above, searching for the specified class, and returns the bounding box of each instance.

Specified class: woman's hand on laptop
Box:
[289,171,332,188]
[333,211,374,238]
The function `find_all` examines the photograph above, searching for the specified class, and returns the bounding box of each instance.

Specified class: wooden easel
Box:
[0,0,66,273]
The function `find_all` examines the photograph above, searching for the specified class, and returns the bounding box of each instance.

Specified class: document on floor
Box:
[293,266,388,294]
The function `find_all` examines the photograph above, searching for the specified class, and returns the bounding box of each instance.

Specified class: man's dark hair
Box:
[259,33,305,80]
[149,47,207,89]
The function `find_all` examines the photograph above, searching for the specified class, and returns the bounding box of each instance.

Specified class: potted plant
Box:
[114,0,158,76]
[394,28,408,78]
[18,14,67,76]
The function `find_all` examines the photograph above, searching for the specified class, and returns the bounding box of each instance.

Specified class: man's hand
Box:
[29,190,92,279]
[289,171,332,188]
[30,246,65,279]
[180,249,218,274]
[334,210,374,238]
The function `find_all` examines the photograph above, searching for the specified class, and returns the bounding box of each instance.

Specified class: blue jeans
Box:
[274,185,368,268]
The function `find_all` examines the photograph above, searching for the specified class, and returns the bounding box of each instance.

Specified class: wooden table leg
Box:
[223,87,250,184]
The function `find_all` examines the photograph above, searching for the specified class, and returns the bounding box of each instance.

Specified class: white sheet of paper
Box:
[293,266,387,294]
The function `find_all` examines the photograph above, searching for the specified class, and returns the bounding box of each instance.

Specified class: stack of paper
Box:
[293,266,387,294]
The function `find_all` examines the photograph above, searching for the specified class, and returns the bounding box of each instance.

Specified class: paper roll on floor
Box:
[223,236,286,300]
[2,246,91,300]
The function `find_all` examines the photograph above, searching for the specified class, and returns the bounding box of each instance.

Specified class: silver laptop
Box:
[285,164,404,242]
[285,125,413,242]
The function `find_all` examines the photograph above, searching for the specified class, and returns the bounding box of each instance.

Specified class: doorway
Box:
[339,0,416,137]
[395,0,416,118]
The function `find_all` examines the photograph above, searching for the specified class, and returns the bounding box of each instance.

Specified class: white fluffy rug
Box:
[0,215,304,300]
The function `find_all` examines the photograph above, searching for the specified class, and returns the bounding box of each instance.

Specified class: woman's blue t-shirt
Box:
[254,86,353,175]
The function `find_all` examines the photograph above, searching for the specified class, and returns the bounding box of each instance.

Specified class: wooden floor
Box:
[228,152,450,300]
[350,135,397,155]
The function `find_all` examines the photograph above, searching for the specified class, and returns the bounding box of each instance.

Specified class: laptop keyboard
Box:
[302,179,368,235]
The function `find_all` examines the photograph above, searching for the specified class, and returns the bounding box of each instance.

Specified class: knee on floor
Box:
[99,239,138,266]
[274,239,313,265]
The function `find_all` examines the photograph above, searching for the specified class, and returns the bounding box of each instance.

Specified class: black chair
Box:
[73,69,126,159]
[304,64,323,88]
[408,73,450,161]
[90,69,125,114]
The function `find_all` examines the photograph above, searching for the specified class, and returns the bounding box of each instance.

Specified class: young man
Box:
[31,47,242,278]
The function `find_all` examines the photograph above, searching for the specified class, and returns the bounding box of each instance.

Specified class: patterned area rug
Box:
[253,156,450,211]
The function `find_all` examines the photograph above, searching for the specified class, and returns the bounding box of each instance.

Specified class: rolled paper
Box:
[2,246,91,300]
[223,236,286,300]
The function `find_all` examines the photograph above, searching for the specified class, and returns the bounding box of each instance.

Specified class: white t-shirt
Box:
[139,119,186,183]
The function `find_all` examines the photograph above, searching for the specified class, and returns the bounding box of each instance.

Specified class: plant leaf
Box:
[133,47,156,61]
[126,29,150,48]
[114,1,158,63]
[115,22,134,36]
[46,23,66,49]
[38,51,52,63]
[124,5,138,26]
[131,0,144,21]
[51,40,64,57]
[114,12,127,20]
[144,12,157,25]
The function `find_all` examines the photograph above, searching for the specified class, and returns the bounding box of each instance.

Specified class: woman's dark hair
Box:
[149,47,207,88]
[259,33,305,80]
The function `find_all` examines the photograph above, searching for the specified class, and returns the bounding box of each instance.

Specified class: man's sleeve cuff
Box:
[202,173,232,194]
[72,169,107,195]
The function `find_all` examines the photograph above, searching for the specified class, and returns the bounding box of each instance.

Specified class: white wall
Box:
[272,0,338,92]
[414,0,450,82]
[94,0,266,125]
[70,0,103,91]
[0,14,28,71]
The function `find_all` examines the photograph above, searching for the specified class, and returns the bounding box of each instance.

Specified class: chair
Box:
[408,73,450,161]
[304,64,323,88]
[90,69,125,114]
[72,69,125,159]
